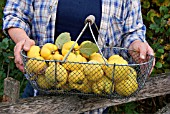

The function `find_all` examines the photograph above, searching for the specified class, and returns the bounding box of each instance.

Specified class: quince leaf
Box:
[79,42,99,57]
[55,32,71,49]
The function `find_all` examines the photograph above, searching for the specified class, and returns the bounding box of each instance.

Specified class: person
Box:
[3,0,155,113]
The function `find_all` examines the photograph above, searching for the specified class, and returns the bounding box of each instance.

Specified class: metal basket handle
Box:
[63,15,108,65]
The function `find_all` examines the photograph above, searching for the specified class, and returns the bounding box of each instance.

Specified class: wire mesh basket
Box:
[20,15,154,98]
[21,47,154,98]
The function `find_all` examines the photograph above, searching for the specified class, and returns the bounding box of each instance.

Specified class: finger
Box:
[23,39,35,51]
[14,40,26,64]
[138,43,147,59]
[145,43,155,74]
[16,63,25,73]
[145,43,154,56]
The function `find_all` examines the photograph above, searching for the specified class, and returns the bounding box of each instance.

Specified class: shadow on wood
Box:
[0,73,170,114]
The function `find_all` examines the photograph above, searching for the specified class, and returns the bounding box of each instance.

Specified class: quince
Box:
[108,55,123,62]
[90,52,107,64]
[79,79,92,93]
[45,64,68,88]
[25,56,47,74]
[83,60,104,81]
[115,77,138,96]
[102,57,129,81]
[37,74,52,89]
[62,53,86,71]
[27,45,40,58]
[92,76,114,95]
[61,41,79,56]
[114,66,137,83]
[68,70,87,91]
[40,43,60,60]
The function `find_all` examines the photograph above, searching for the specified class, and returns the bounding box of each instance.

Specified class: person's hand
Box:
[14,38,35,72]
[129,40,155,74]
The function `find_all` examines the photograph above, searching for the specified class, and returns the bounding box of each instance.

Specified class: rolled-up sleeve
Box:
[121,0,146,48]
[3,0,33,37]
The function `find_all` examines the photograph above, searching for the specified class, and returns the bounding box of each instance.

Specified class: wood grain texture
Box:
[0,73,170,114]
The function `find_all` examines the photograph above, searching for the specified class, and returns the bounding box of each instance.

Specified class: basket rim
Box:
[20,47,154,66]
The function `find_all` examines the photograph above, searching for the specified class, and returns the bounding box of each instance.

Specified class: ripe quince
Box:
[68,70,87,91]
[25,56,47,74]
[37,74,52,89]
[62,53,86,71]
[92,76,114,95]
[102,57,129,81]
[79,79,92,93]
[108,55,124,62]
[61,41,79,56]
[45,64,68,88]
[115,77,138,96]
[83,60,104,81]
[27,45,40,58]
[90,52,107,64]
[40,43,60,60]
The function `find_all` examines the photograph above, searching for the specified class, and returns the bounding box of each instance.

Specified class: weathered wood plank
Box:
[0,73,170,114]
[155,103,170,114]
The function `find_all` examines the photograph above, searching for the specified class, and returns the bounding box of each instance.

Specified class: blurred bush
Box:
[141,0,170,75]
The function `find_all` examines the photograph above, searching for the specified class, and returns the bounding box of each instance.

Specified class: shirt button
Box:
[49,6,52,11]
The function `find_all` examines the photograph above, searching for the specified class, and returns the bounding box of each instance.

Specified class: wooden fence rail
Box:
[0,73,170,114]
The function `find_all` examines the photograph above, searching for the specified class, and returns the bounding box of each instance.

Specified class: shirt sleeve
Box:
[121,0,146,48]
[3,0,33,37]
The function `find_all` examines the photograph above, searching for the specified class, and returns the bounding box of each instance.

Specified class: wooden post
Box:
[3,77,20,103]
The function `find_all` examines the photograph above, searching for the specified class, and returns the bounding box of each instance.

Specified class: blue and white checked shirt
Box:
[3,0,146,48]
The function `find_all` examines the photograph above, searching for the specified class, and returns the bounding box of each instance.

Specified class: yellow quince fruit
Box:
[108,54,124,62]
[61,41,79,56]
[83,60,104,81]
[25,56,47,74]
[92,76,114,94]
[62,53,85,71]
[27,45,40,58]
[102,57,129,81]
[37,74,52,89]
[115,77,138,96]
[45,64,68,88]
[114,66,137,83]
[90,52,107,64]
[79,79,92,93]
[40,43,60,60]
[68,70,87,91]
[92,76,114,95]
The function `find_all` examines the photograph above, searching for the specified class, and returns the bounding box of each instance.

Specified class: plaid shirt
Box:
[3,0,146,48]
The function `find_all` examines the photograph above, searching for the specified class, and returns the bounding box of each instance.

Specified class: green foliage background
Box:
[0,0,26,96]
[141,0,170,75]
[0,0,169,113]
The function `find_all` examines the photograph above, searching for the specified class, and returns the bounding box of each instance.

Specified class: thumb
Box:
[23,39,35,51]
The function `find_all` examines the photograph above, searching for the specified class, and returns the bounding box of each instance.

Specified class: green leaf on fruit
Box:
[55,32,71,49]
[79,42,99,57]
